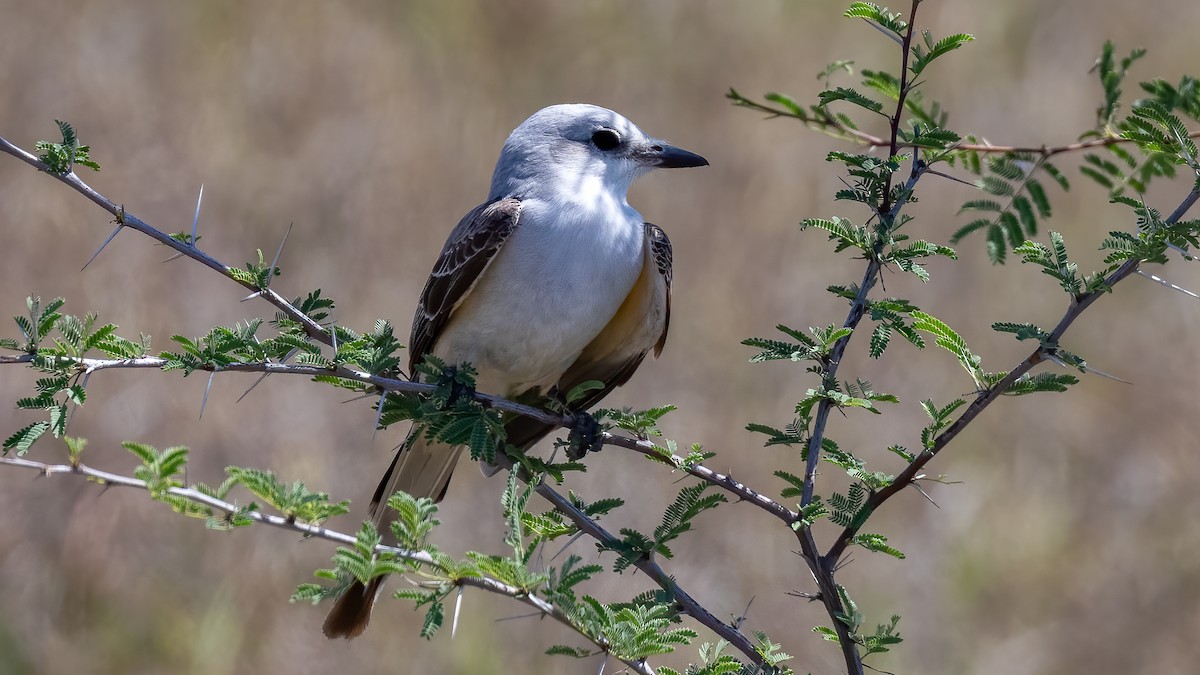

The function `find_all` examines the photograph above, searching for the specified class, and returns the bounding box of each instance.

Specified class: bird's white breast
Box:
[432,193,646,395]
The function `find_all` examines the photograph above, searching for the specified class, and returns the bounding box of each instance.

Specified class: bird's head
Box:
[490,104,707,200]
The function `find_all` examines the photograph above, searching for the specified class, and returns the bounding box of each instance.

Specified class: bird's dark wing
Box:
[408,198,523,373]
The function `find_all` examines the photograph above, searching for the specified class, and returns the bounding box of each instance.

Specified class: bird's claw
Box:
[438,365,477,407]
[567,412,603,461]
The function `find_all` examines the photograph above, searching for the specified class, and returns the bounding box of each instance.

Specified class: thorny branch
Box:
[793,4,925,674]
[0,352,795,527]
[822,184,1200,566]
[0,453,657,675]
[729,92,1200,159]
[0,136,333,347]
[0,133,782,669]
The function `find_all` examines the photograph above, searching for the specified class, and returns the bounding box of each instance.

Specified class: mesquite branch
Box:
[822,184,1200,566]
[791,5,927,674]
[0,453,656,675]
[0,133,784,668]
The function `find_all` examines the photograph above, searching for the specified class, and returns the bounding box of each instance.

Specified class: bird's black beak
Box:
[642,141,709,169]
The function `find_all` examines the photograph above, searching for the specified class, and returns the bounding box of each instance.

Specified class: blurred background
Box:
[2,1,1200,673]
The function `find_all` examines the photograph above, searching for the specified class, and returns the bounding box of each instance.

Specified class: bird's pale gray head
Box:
[489,103,707,200]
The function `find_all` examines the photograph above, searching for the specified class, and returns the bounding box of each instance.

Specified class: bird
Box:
[323,103,707,638]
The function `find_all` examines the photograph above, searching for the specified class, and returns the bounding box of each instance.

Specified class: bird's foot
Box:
[567,412,604,461]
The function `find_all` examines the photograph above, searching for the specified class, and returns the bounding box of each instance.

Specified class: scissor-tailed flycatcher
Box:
[323,104,707,638]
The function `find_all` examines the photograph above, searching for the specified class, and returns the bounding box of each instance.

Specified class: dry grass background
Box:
[2,1,1200,674]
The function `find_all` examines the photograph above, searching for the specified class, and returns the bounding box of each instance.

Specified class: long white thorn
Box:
[451,585,464,640]
[1044,353,1131,384]
[236,346,300,403]
[200,371,216,419]
[265,222,292,289]
[1137,269,1200,300]
[190,183,204,246]
[372,390,388,443]
[550,530,586,562]
[81,224,123,270]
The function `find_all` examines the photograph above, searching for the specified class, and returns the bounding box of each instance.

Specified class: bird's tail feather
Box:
[322,435,461,639]
[322,576,385,639]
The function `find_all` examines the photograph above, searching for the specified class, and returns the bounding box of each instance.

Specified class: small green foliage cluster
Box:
[1,297,149,454]
[34,120,100,174]
[603,482,727,572]
[952,154,1068,264]
[116,440,348,529]
[1081,43,1200,197]
[727,1,1200,670]
[814,589,902,659]
[292,474,750,667]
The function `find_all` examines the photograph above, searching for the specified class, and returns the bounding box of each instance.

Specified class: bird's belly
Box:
[432,212,645,395]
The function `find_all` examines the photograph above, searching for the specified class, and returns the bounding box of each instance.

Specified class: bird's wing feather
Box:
[409,198,523,373]
[503,223,672,450]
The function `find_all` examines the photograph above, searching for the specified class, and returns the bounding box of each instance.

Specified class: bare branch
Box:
[0,135,332,347]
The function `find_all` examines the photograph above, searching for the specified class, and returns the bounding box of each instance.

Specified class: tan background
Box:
[2,2,1200,674]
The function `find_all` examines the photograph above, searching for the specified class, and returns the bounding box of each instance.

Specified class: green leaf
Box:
[819,87,885,114]
[3,421,50,455]
[852,533,906,559]
[844,2,908,36]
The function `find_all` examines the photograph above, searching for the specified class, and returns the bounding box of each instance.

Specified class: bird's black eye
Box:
[591,128,621,151]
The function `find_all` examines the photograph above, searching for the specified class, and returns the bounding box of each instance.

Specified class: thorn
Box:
[190,183,204,246]
[236,373,271,404]
[265,222,293,289]
[494,611,543,623]
[240,291,262,303]
[911,481,939,507]
[1044,353,1132,384]
[925,168,977,187]
[597,651,609,675]
[340,392,377,404]
[161,252,186,263]
[1137,269,1200,300]
[200,370,216,420]
[1165,242,1194,260]
[329,320,338,353]
[236,347,299,403]
[81,224,123,270]
[1080,364,1133,384]
[550,530,586,562]
[862,18,903,45]
[732,595,755,629]
[451,585,464,640]
[372,390,388,443]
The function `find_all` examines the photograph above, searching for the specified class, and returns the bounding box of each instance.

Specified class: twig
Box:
[497,453,768,668]
[0,453,656,675]
[795,6,924,674]
[0,353,795,530]
[0,135,332,347]
[823,184,1200,566]
[602,434,797,525]
[731,94,1200,159]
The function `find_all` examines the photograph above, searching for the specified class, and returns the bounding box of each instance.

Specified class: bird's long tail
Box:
[322,434,462,639]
